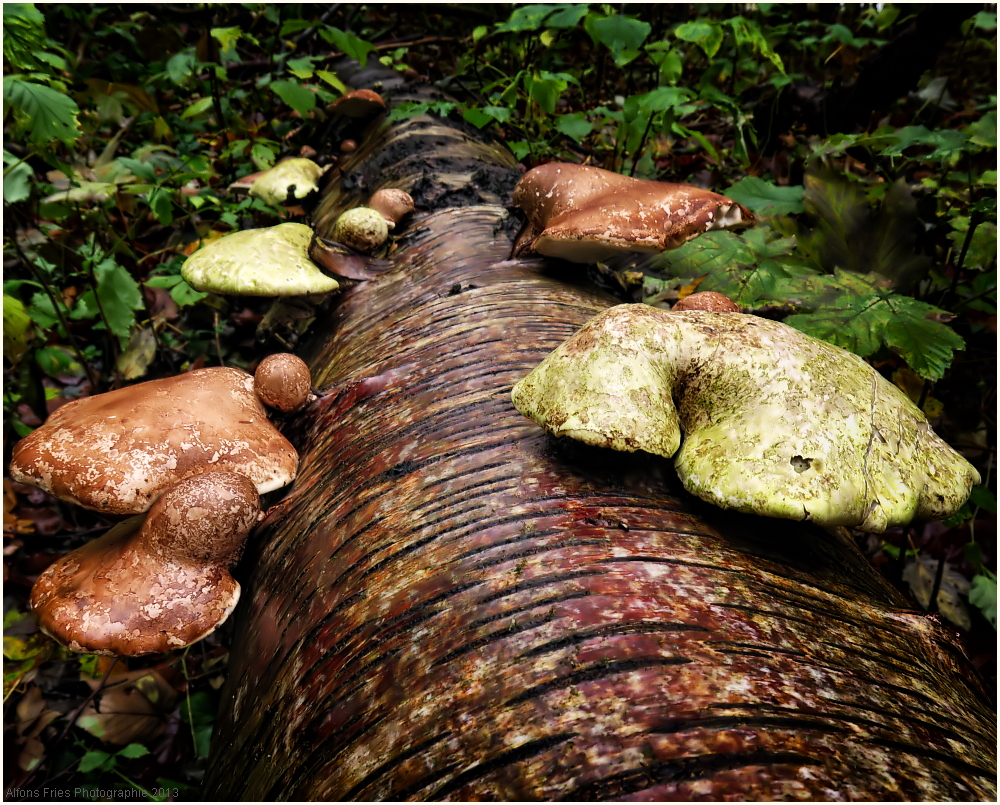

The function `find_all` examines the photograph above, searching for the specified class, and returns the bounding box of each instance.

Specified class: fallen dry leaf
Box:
[77,669,179,746]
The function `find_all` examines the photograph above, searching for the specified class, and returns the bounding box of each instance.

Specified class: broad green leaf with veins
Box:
[2,77,81,145]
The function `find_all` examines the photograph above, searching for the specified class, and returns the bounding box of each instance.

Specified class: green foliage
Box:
[969,570,997,629]
[3,77,82,145]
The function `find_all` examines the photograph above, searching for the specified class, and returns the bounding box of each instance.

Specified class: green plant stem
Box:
[5,225,100,391]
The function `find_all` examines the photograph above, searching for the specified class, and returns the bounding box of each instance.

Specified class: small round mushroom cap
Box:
[368,189,415,229]
[181,223,339,296]
[672,291,741,312]
[248,158,325,205]
[332,207,389,253]
[512,163,754,263]
[331,89,386,119]
[30,471,259,656]
[511,304,980,533]
[9,367,299,514]
[255,353,312,412]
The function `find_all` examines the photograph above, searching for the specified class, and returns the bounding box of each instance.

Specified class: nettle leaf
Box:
[586,13,651,67]
[270,80,316,116]
[674,20,724,59]
[786,292,964,380]
[723,177,804,216]
[320,27,376,67]
[78,750,112,774]
[94,258,144,348]
[3,77,81,145]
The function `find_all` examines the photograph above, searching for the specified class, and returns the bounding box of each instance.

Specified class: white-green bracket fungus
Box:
[248,158,327,206]
[511,304,979,533]
[181,223,339,297]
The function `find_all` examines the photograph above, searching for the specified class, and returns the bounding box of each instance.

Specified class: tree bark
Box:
[203,81,996,801]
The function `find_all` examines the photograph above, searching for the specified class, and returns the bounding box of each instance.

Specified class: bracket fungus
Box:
[181,222,339,297]
[673,290,742,312]
[511,304,979,533]
[512,162,753,263]
[10,367,298,515]
[248,158,327,206]
[30,471,259,656]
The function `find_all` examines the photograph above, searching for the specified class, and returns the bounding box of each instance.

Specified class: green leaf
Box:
[969,570,997,629]
[166,51,196,85]
[3,3,46,70]
[970,485,998,512]
[117,743,151,760]
[971,11,997,31]
[78,750,112,773]
[315,70,348,94]
[94,258,144,349]
[147,186,174,226]
[180,96,214,119]
[555,112,593,142]
[495,5,558,33]
[525,71,572,115]
[270,80,316,116]
[146,275,207,307]
[211,26,243,53]
[725,16,785,73]
[674,20,724,59]
[4,149,32,203]
[723,177,805,216]
[319,26,376,67]
[3,294,31,362]
[967,110,997,149]
[786,292,964,380]
[279,19,313,36]
[2,78,81,145]
[624,86,691,120]
[586,13,651,67]
[646,42,683,84]
[462,105,511,128]
[547,5,589,28]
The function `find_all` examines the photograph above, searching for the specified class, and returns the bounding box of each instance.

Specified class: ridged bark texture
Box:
[204,112,996,801]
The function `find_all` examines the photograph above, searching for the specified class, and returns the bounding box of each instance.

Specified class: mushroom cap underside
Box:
[511,304,979,532]
[10,367,298,514]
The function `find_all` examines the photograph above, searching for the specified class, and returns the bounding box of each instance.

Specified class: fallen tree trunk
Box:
[203,78,996,801]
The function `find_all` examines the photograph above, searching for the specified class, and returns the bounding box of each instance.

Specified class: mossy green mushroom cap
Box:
[248,158,325,205]
[181,223,339,296]
[511,304,979,533]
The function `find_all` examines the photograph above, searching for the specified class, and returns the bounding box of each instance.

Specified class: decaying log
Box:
[203,76,996,801]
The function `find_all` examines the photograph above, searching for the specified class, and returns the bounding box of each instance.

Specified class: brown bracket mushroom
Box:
[511,303,979,533]
[330,89,386,120]
[30,471,259,656]
[10,366,299,515]
[511,162,753,263]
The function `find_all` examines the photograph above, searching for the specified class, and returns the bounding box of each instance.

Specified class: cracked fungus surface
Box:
[511,305,979,532]
[10,367,298,514]
[30,471,258,656]
[181,222,339,296]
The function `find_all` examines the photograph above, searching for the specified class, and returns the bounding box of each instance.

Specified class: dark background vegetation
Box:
[3,3,996,800]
